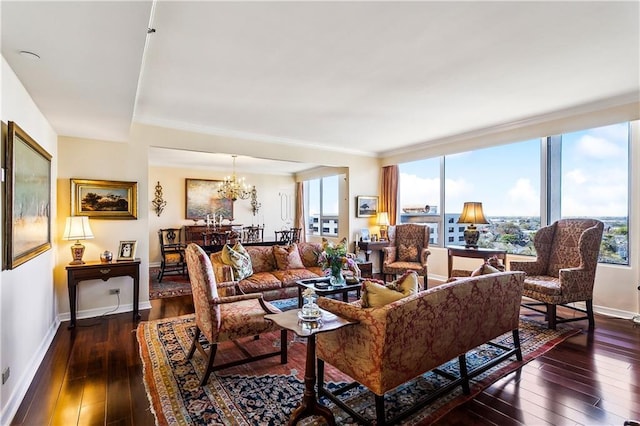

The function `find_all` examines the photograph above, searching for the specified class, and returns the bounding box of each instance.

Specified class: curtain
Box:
[294,181,306,242]
[380,165,399,226]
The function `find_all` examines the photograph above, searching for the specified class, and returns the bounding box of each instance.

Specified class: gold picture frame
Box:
[3,121,52,270]
[71,178,138,219]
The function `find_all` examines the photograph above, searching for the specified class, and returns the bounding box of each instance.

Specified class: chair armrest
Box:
[317,297,369,322]
[509,260,545,276]
[559,267,596,296]
[382,246,397,265]
[216,280,238,297]
[420,248,431,266]
[210,253,235,282]
[213,293,262,304]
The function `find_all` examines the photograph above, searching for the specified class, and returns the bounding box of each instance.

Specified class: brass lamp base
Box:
[69,241,86,265]
[463,224,480,248]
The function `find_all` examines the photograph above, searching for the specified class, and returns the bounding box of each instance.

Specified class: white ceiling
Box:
[2,1,639,172]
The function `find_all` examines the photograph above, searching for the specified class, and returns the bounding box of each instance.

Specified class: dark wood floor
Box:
[11,294,640,425]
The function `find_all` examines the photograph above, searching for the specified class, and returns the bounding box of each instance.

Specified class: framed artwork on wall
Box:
[117,240,137,261]
[356,195,379,218]
[185,178,234,220]
[71,178,138,219]
[3,121,52,270]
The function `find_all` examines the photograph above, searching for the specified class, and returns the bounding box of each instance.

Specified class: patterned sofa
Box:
[316,271,525,425]
[211,242,358,301]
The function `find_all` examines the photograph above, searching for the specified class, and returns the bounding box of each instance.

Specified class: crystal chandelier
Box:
[217,155,251,201]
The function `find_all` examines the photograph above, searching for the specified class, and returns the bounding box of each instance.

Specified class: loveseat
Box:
[211,242,358,301]
[316,270,525,425]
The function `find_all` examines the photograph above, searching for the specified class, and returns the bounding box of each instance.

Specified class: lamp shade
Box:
[377,212,390,227]
[457,202,489,225]
[62,216,94,241]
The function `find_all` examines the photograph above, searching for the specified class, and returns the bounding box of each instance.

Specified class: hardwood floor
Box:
[11,295,640,425]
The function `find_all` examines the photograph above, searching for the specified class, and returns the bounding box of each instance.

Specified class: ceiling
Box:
[2,1,639,172]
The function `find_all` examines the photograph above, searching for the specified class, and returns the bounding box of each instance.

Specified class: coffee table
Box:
[296,277,362,308]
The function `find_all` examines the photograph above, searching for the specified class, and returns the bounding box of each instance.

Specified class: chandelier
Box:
[217,155,251,201]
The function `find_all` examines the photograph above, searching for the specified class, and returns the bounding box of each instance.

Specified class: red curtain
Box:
[380,165,399,225]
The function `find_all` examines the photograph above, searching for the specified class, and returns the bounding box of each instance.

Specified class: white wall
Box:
[0,57,59,425]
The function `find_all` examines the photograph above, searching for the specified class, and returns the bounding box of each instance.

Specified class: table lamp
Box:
[377,212,390,241]
[62,216,94,264]
[457,202,489,248]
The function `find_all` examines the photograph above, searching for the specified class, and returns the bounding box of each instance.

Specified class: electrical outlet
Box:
[2,367,10,385]
[109,288,120,295]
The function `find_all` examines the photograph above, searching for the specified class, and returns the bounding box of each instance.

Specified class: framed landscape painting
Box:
[356,195,379,218]
[71,179,138,219]
[3,121,52,270]
[185,178,233,220]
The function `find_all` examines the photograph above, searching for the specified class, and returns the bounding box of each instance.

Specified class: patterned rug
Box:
[137,314,580,425]
[149,267,192,299]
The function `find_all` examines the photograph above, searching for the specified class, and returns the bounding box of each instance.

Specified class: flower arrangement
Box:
[318,237,356,283]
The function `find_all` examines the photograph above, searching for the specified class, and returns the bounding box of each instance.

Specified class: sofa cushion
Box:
[471,263,500,277]
[273,244,305,270]
[398,244,419,262]
[246,246,276,273]
[221,243,253,280]
[271,268,321,286]
[297,242,323,268]
[361,272,419,308]
[237,272,283,294]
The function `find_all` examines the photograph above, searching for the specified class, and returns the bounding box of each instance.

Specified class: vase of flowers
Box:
[319,238,354,287]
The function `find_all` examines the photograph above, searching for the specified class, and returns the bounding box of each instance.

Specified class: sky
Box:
[400,122,629,217]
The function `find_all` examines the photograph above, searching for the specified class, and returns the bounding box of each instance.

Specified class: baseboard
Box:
[0,317,60,426]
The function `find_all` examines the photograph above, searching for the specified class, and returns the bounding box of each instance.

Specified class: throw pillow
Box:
[221,243,253,280]
[273,243,305,270]
[361,272,419,308]
[398,244,419,262]
[470,263,501,277]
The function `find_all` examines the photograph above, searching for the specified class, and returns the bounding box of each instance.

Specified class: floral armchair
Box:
[184,243,287,386]
[510,218,604,330]
[382,224,430,288]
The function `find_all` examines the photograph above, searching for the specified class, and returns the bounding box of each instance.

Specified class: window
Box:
[444,139,541,254]
[304,175,339,237]
[555,122,630,264]
[399,157,440,245]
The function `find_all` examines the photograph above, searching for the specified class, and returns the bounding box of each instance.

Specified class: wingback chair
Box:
[510,218,604,330]
[382,224,431,288]
[184,243,287,386]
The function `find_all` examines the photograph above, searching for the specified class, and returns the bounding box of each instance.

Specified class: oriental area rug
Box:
[149,267,192,299]
[137,314,580,425]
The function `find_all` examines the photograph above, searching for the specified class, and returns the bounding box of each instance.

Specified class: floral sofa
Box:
[211,242,356,301]
[316,270,525,425]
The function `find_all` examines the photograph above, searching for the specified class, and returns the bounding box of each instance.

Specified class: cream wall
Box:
[1,57,59,424]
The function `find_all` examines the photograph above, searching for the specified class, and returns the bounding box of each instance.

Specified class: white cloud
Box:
[502,178,539,216]
[399,173,440,207]
[565,168,588,184]
[576,135,625,159]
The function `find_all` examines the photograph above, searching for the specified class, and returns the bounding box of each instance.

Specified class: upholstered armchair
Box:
[382,224,430,288]
[510,218,604,330]
[184,243,287,386]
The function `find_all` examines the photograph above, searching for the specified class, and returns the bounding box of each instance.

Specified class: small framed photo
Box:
[356,195,379,218]
[117,240,137,261]
[360,228,371,242]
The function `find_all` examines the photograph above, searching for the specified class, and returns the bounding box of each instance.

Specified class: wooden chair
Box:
[510,218,604,330]
[243,225,264,243]
[382,224,431,289]
[184,243,287,386]
[290,227,302,243]
[157,228,187,282]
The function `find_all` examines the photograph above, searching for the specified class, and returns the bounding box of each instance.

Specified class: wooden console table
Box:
[357,240,390,262]
[446,246,507,278]
[66,259,141,329]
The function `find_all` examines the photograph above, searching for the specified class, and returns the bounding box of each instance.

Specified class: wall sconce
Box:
[250,185,261,216]
[152,181,167,217]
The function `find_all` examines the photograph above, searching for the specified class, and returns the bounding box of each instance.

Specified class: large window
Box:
[444,140,541,255]
[556,123,630,264]
[398,121,632,265]
[305,175,339,237]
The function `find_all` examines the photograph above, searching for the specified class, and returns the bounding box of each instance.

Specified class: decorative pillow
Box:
[470,263,500,277]
[361,272,419,308]
[221,243,253,280]
[398,244,419,262]
[273,243,305,270]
